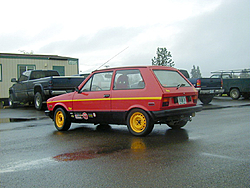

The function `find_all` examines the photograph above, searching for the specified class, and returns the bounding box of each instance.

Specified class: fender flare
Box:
[34,84,45,99]
[125,105,154,121]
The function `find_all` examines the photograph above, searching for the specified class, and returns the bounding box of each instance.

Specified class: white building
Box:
[0,53,79,105]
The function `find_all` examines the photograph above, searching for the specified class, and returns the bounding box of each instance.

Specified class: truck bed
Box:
[189,78,222,90]
[40,76,84,90]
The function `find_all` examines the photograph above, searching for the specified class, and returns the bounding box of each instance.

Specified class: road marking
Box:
[200,152,249,162]
[0,157,56,173]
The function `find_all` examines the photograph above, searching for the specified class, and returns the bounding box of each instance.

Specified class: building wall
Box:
[0,54,79,103]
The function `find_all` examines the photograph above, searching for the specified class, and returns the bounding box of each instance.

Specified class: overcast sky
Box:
[1,0,249,76]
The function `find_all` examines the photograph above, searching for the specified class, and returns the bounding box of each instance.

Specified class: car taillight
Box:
[162,97,170,106]
[221,79,223,88]
[196,79,201,88]
[192,95,198,103]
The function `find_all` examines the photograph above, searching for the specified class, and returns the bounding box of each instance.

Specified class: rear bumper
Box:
[198,89,224,95]
[151,105,202,119]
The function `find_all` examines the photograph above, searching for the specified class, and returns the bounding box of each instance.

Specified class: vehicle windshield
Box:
[153,70,191,88]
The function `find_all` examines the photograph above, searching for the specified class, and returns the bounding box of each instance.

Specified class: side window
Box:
[80,72,113,92]
[222,75,230,79]
[211,75,220,78]
[81,77,92,92]
[18,74,28,82]
[113,69,145,90]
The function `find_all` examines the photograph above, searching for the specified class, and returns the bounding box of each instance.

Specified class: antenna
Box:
[96,46,129,70]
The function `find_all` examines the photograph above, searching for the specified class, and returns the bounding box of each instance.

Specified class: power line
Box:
[96,46,129,70]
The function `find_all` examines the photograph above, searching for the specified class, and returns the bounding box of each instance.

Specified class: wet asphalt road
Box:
[0,97,250,188]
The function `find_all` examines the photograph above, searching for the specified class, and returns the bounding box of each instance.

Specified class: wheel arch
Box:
[34,84,44,96]
[230,87,240,92]
[52,104,70,117]
[53,105,72,131]
[125,106,154,122]
[9,88,15,98]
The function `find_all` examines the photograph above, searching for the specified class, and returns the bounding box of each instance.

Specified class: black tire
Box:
[54,108,71,131]
[127,109,154,136]
[9,94,18,108]
[199,94,214,105]
[230,88,240,100]
[34,92,44,110]
[167,120,188,129]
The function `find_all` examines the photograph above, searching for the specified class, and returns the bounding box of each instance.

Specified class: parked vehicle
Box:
[179,69,224,104]
[211,69,250,99]
[45,66,202,136]
[9,70,85,110]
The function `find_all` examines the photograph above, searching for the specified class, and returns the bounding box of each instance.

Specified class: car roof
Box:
[92,66,177,73]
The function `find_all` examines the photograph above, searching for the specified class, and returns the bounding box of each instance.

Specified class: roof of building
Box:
[0,53,78,60]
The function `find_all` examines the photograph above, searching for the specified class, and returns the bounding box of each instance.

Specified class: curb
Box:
[201,103,250,110]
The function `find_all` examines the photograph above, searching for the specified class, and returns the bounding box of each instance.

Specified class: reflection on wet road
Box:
[52,125,189,161]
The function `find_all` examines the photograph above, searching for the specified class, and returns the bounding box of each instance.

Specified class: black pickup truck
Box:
[9,70,85,110]
[179,70,224,104]
[211,70,250,99]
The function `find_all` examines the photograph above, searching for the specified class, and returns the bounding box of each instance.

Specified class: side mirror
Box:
[11,78,17,82]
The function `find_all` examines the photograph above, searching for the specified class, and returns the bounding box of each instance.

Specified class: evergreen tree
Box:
[152,47,175,67]
[191,65,202,78]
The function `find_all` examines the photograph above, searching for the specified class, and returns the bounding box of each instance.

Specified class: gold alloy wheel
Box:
[129,112,147,133]
[55,111,64,128]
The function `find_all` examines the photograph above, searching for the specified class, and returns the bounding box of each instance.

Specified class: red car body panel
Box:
[46,66,201,126]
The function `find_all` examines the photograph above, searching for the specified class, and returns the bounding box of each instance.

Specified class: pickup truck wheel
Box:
[167,120,188,129]
[127,109,154,136]
[54,108,71,131]
[199,94,214,105]
[34,92,44,110]
[230,88,240,100]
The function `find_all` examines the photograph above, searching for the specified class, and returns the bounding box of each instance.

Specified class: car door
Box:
[72,71,113,121]
[110,69,149,123]
[14,73,29,101]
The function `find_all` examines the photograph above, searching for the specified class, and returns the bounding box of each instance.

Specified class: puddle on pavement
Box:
[53,146,126,161]
[53,138,148,162]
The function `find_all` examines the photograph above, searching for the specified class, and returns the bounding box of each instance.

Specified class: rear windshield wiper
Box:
[177,83,185,89]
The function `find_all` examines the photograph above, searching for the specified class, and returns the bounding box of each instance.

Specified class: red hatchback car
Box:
[45,66,202,136]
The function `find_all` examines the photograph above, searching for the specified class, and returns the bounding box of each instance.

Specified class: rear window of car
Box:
[153,70,191,88]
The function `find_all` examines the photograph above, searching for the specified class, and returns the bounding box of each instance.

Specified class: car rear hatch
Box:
[153,69,198,109]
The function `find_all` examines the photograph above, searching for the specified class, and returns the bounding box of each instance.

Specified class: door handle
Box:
[104,94,110,98]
